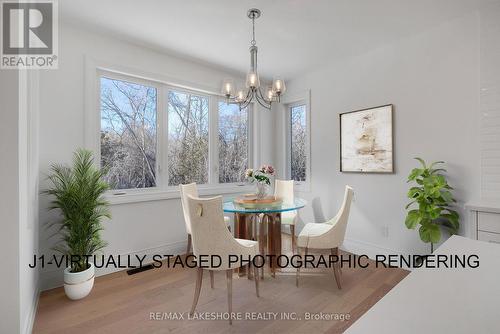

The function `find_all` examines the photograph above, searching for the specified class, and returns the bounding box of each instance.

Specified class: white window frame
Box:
[283,90,311,192]
[85,57,254,204]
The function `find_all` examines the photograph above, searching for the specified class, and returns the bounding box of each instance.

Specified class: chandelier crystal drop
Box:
[221,8,286,110]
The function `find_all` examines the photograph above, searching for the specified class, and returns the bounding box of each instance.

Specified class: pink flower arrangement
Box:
[245,165,275,186]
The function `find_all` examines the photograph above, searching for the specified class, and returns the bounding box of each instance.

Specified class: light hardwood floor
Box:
[33,235,408,334]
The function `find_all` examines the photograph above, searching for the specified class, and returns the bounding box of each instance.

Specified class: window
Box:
[286,97,310,191]
[290,104,307,182]
[167,90,209,186]
[218,102,249,183]
[100,77,158,190]
[94,69,253,197]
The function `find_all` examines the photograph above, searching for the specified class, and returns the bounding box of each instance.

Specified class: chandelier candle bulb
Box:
[236,90,245,102]
[222,78,235,97]
[246,71,260,88]
[267,86,274,100]
[272,79,286,94]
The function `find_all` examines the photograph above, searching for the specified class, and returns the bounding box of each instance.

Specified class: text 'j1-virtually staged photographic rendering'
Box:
[1,1,500,333]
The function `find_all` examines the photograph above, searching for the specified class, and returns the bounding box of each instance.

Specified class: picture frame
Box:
[339,104,394,173]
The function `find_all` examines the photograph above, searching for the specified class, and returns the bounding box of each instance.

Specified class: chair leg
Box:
[290,225,296,253]
[190,267,203,315]
[331,248,342,289]
[209,270,214,289]
[226,270,233,325]
[186,234,192,255]
[336,247,343,276]
[253,263,260,298]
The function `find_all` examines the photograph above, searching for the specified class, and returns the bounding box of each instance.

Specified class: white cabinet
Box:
[477,231,500,244]
[466,203,500,243]
[477,212,500,234]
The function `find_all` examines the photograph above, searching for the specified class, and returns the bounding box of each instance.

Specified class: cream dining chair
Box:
[296,185,354,289]
[179,183,230,255]
[274,179,298,252]
[186,195,260,325]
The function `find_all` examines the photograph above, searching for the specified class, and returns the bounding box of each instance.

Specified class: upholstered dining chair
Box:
[179,183,230,254]
[186,195,260,325]
[274,179,298,252]
[296,185,354,289]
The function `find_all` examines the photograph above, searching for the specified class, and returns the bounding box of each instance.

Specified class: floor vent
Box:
[127,264,155,275]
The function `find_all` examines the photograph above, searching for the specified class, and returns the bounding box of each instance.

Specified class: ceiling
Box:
[60,0,488,80]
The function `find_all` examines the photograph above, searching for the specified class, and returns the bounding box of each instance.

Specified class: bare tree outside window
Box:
[100,77,157,190]
[167,90,209,186]
[291,104,307,181]
[218,102,249,183]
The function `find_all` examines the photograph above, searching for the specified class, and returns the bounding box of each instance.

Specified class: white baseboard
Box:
[40,240,187,291]
[23,281,39,334]
[342,238,403,260]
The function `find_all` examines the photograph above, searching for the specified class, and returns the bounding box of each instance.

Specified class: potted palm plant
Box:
[46,149,111,300]
[405,158,459,253]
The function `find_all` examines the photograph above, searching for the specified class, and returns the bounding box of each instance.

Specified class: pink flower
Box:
[259,164,275,175]
[266,165,275,175]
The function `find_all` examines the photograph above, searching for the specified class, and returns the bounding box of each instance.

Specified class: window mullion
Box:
[159,85,168,190]
[209,97,219,185]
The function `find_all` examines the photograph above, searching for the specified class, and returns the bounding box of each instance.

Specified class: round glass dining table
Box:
[223,197,306,214]
[223,198,307,276]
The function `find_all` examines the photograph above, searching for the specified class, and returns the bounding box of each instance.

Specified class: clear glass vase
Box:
[256,182,268,199]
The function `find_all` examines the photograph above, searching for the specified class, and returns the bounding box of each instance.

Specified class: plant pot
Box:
[64,262,95,300]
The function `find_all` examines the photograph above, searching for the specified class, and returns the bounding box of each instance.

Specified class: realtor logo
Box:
[1,0,58,69]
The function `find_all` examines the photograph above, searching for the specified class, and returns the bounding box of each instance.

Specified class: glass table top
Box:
[223,197,307,214]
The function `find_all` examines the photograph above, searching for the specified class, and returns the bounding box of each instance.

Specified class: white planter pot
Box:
[64,262,95,300]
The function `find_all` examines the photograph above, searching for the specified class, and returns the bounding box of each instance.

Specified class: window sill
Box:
[294,182,311,193]
[105,184,254,205]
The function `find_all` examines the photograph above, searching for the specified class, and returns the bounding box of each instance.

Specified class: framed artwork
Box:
[340,104,393,173]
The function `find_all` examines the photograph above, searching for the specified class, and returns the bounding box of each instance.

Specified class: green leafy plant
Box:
[46,149,111,273]
[405,158,459,252]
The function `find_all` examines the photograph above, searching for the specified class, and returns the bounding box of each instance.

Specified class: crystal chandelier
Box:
[221,8,286,110]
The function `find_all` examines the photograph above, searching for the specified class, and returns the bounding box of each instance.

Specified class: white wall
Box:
[38,23,274,289]
[19,70,40,334]
[280,13,481,256]
[0,67,21,334]
[480,2,500,201]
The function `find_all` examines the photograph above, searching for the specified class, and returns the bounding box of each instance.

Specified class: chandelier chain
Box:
[251,16,256,46]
